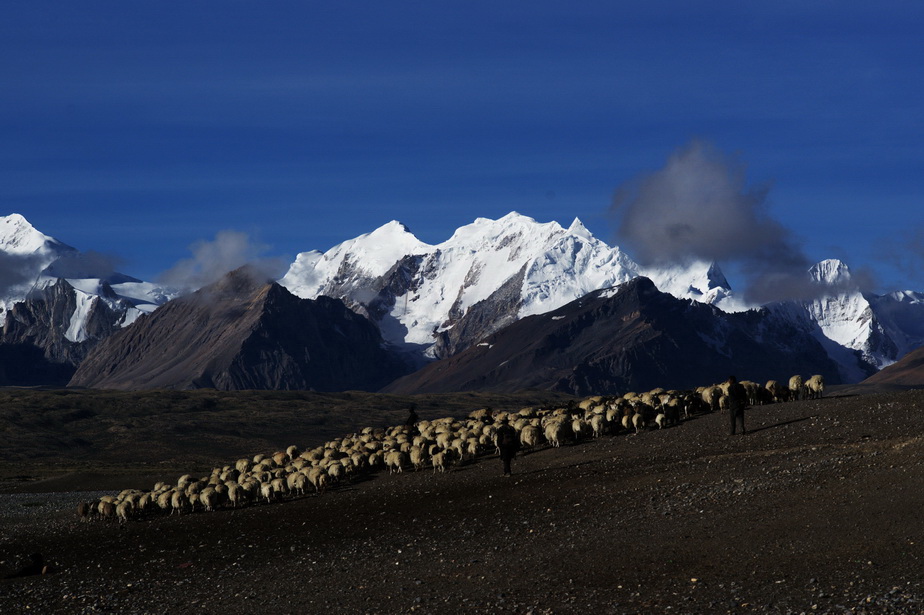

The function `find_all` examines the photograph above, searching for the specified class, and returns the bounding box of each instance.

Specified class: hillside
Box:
[2,387,924,613]
[68,268,413,392]
[861,345,924,387]
[385,277,841,395]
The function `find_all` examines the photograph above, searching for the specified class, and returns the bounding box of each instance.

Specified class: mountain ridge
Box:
[2,211,924,389]
[68,267,413,391]
[384,277,842,396]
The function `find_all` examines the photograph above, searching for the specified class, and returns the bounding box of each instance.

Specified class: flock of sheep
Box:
[77,374,824,524]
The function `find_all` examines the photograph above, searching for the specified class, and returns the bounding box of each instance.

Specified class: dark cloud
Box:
[0,252,45,297]
[43,251,124,280]
[610,140,874,304]
[157,230,287,293]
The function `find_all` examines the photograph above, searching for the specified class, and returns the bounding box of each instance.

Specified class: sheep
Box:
[97,500,116,521]
[465,437,483,460]
[259,481,275,503]
[631,411,645,433]
[435,431,453,451]
[519,424,543,451]
[589,413,608,438]
[325,461,346,484]
[409,446,430,471]
[110,374,812,521]
[307,467,329,493]
[270,477,288,499]
[115,500,134,524]
[384,450,408,474]
[199,487,218,512]
[805,374,825,400]
[155,490,173,512]
[431,449,453,473]
[571,417,593,442]
[76,501,94,522]
[543,418,571,448]
[170,490,188,515]
[766,380,788,403]
[662,398,682,427]
[226,483,243,507]
[701,386,721,412]
[789,375,804,401]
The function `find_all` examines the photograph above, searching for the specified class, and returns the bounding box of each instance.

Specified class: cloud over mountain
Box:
[609,140,873,303]
[157,230,287,293]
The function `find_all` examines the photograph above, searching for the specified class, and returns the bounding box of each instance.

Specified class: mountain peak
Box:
[0,213,73,256]
[810,259,852,286]
[195,265,274,300]
[371,219,415,237]
[566,217,593,239]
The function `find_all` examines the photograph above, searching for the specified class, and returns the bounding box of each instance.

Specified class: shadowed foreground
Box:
[2,388,923,614]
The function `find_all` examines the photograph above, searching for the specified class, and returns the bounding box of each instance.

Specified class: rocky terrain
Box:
[69,268,415,391]
[1,385,923,614]
[385,278,841,396]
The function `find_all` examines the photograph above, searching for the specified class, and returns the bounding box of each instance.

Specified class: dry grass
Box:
[0,387,574,491]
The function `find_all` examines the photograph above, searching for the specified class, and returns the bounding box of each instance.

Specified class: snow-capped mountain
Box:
[0,213,179,383]
[384,277,841,396]
[765,259,924,382]
[280,214,924,383]
[641,259,742,312]
[280,212,649,359]
[0,213,176,339]
[3,210,923,389]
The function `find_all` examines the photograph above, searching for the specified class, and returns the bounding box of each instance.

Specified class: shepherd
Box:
[495,417,520,476]
[727,375,749,435]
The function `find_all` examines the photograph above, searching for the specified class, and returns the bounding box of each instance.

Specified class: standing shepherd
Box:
[405,405,419,436]
[726,375,749,435]
[495,417,520,477]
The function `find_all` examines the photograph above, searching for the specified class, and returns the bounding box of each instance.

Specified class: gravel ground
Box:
[2,389,924,614]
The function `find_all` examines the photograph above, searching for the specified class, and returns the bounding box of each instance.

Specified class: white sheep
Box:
[519,424,543,451]
[805,374,825,400]
[431,449,452,473]
[115,500,133,524]
[307,467,328,493]
[589,413,607,438]
[789,375,804,401]
[544,418,570,448]
[384,450,408,474]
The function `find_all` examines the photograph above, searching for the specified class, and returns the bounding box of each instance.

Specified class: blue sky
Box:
[2,2,923,293]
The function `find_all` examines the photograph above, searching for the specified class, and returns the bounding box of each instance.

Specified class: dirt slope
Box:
[2,388,924,614]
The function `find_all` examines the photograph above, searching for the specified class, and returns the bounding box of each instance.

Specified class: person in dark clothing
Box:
[495,417,520,476]
[405,406,419,435]
[726,375,749,435]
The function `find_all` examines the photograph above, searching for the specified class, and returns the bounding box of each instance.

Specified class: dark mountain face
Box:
[383,277,842,396]
[861,345,924,387]
[69,269,414,391]
[0,279,131,386]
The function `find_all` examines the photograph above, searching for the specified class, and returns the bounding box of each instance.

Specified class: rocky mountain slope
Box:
[766,259,924,382]
[69,268,413,391]
[280,212,733,361]
[3,212,923,391]
[385,277,840,396]
[0,214,175,384]
[861,344,924,387]
[280,213,924,383]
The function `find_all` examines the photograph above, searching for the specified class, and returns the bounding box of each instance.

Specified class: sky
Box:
[2,1,923,296]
